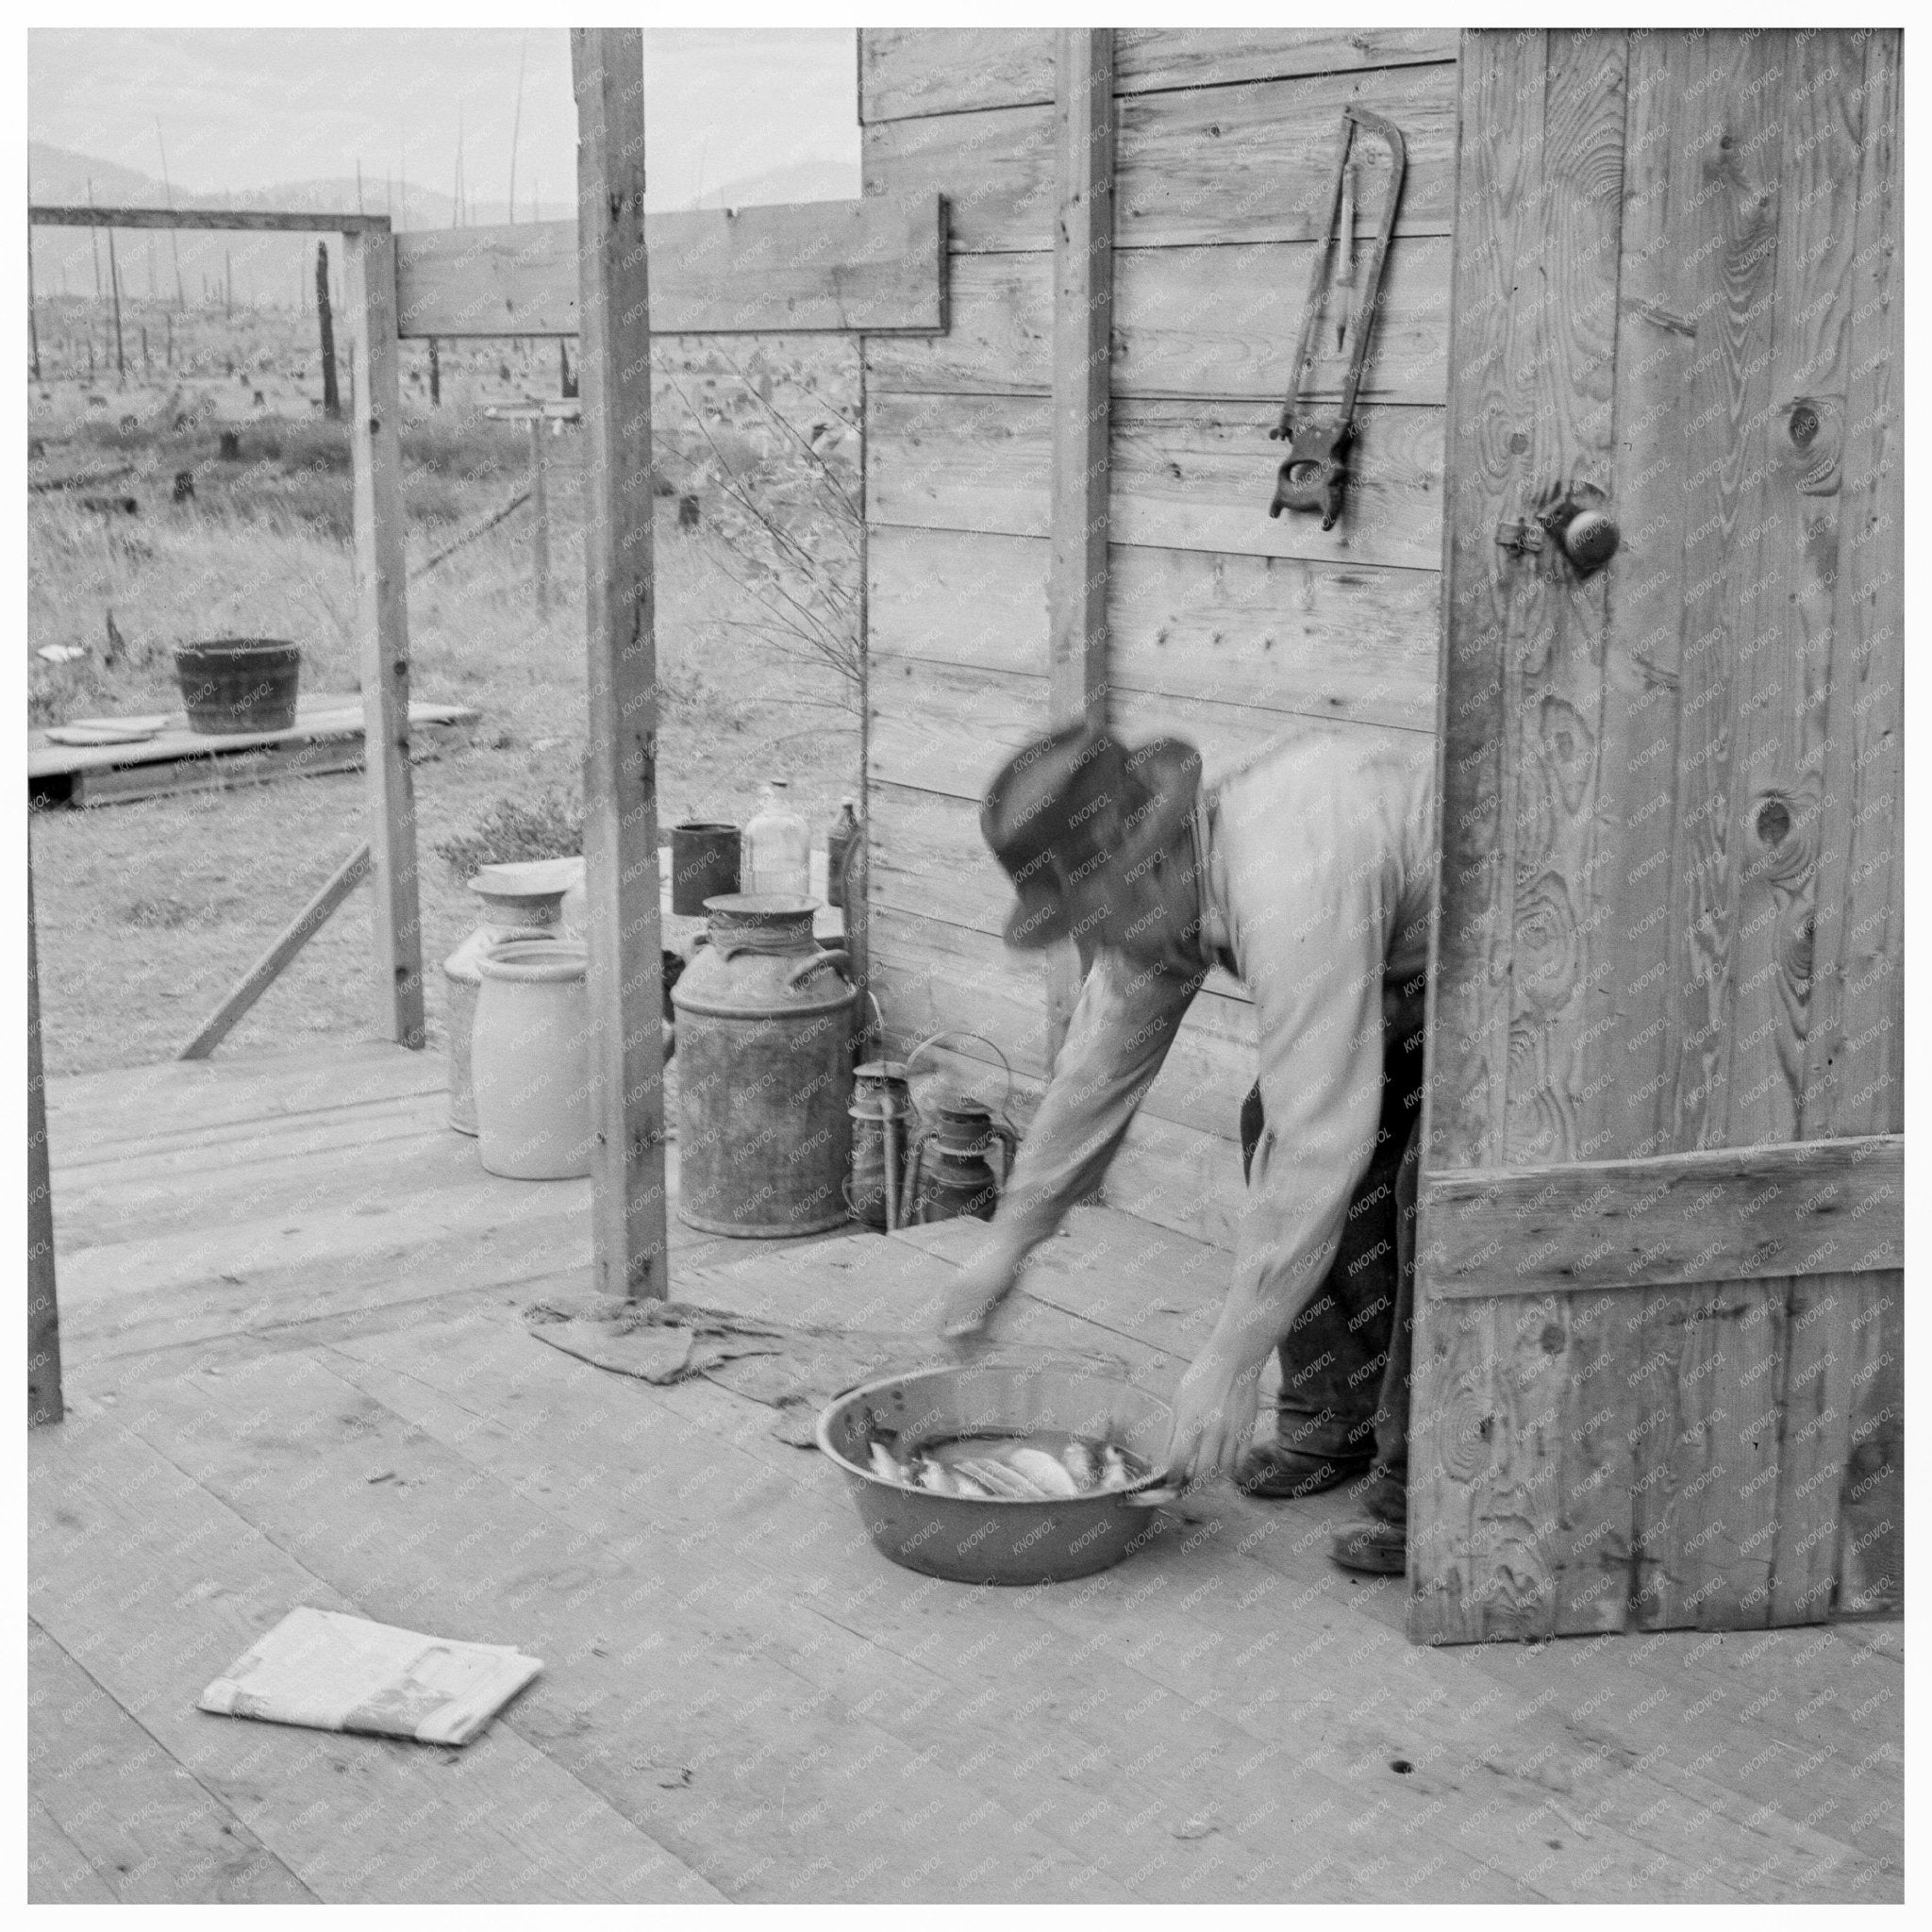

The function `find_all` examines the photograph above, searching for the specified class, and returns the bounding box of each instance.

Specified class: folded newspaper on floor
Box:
[199,1607,542,1746]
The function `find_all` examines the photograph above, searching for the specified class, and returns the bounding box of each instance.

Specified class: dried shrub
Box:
[434,788,585,884]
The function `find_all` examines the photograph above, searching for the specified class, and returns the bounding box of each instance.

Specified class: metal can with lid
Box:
[672,893,857,1237]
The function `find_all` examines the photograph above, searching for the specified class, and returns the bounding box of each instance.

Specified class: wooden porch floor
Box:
[31,1040,1904,1903]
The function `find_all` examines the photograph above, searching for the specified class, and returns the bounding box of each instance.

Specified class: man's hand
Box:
[1159,1342,1264,1487]
[936,1241,1026,1344]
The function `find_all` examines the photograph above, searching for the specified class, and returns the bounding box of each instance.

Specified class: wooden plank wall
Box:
[1411,29,1903,1641]
[859,27,1457,1246]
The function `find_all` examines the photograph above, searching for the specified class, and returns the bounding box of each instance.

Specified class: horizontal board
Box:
[869,391,1444,570]
[1419,1136,1905,1298]
[863,66,1457,252]
[868,783,1252,1004]
[865,239,1449,404]
[870,906,1255,1141]
[871,651,1421,803]
[868,781,1013,932]
[1108,1111,1246,1250]
[43,1040,443,1158]
[393,194,945,337]
[867,654,1041,799]
[860,27,1458,125]
[29,205,386,234]
[869,904,1050,1075]
[872,890,1241,1052]
[869,525,1441,732]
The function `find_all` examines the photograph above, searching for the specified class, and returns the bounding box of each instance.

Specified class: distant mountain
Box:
[28,142,172,209]
[28,139,860,313]
[31,139,856,228]
[692,155,860,210]
[26,141,563,231]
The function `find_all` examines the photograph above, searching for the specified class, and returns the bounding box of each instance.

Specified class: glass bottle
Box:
[743,778,810,899]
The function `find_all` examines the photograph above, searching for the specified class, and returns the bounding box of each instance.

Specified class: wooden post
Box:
[317,241,341,419]
[573,27,668,1300]
[848,354,872,1049]
[344,225,425,1050]
[27,861,63,1427]
[1044,27,1116,1059]
[527,414,550,614]
[27,238,41,383]
[107,225,126,388]
[428,335,441,406]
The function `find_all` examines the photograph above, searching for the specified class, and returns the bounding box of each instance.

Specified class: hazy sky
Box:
[27,27,859,211]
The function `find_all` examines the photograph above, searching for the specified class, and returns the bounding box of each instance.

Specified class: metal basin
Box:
[817,1360,1175,1586]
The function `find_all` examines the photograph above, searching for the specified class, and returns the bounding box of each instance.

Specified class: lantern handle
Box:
[904,1030,1018,1135]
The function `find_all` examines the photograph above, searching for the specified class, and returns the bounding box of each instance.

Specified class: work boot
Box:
[1234,1442,1371,1500]
[1348,1463,1407,1525]
[1329,1517,1406,1574]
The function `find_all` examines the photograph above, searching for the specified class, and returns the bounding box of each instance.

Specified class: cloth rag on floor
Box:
[198,1607,541,1747]
[523,1292,933,1446]
[523,1293,1129,1447]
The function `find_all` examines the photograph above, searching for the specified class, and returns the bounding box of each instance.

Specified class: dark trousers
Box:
[1240,1011,1422,1479]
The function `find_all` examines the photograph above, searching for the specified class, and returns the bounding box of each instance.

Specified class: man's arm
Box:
[937,945,1200,1332]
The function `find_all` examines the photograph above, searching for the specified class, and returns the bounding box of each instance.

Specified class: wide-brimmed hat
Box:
[981,723,1202,951]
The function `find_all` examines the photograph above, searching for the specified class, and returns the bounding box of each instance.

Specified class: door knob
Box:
[1554,506,1620,573]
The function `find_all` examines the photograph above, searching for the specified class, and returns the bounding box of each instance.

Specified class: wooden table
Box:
[29,693,480,808]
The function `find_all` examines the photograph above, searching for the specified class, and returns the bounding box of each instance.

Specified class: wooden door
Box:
[1410,29,1902,1642]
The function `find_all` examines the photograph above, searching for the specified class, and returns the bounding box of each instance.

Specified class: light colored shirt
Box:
[989,721,1437,1342]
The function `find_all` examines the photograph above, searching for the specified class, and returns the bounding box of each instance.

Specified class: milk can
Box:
[442,858,576,1135]
[472,938,594,1181]
[673,893,857,1237]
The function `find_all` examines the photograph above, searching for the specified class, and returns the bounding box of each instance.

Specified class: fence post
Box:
[528,413,550,614]
[345,225,425,1049]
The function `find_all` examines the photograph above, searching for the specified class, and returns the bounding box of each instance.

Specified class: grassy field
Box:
[28,335,862,1077]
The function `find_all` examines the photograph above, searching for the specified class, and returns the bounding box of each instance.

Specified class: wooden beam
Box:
[30,206,390,234]
[177,846,372,1061]
[1418,1135,1904,1297]
[574,27,669,1301]
[1044,26,1116,1059]
[343,228,425,1050]
[391,196,947,339]
[27,860,62,1428]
